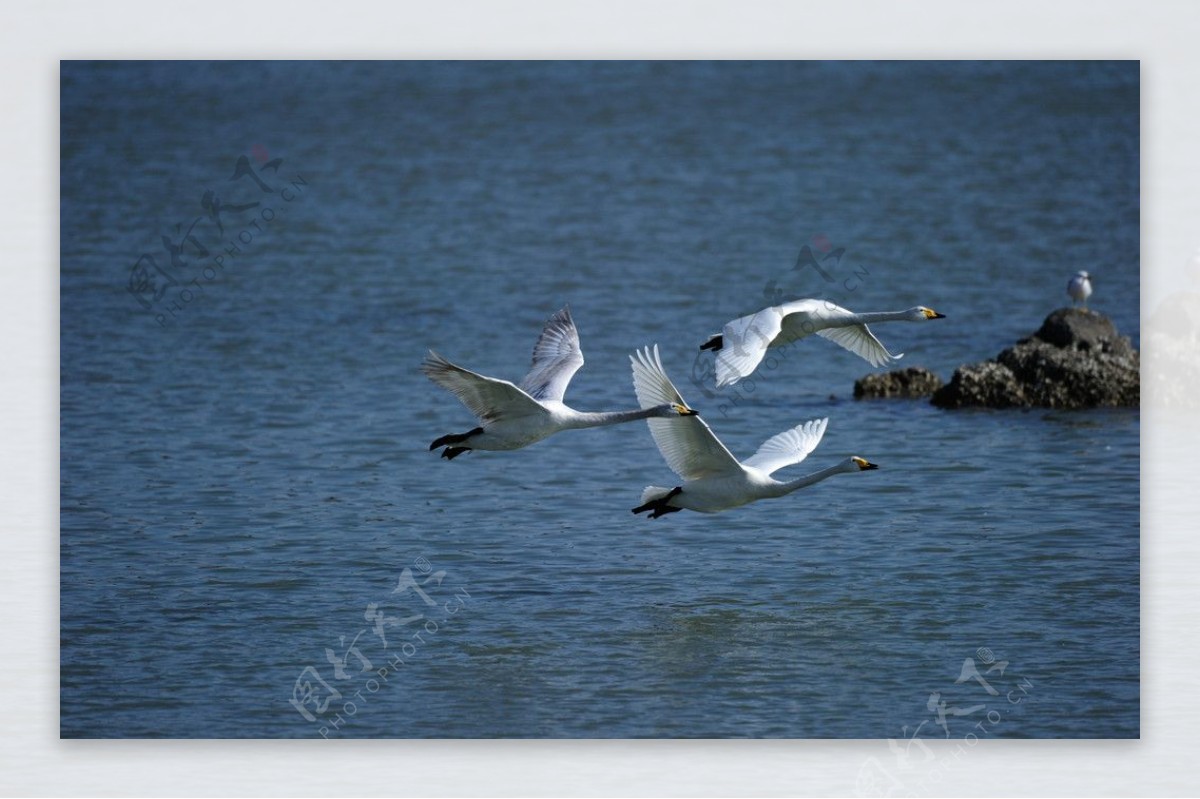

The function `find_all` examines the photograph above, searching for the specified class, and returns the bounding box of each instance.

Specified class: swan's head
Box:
[660,403,699,418]
[1075,270,1091,280]
[910,306,946,321]
[847,456,879,472]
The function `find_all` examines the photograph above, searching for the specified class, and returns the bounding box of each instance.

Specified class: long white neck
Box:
[565,406,666,429]
[847,310,913,325]
[765,462,850,497]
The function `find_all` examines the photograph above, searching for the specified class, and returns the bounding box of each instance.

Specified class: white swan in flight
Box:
[700,299,945,387]
[422,307,697,459]
[1067,271,1092,308]
[629,345,878,517]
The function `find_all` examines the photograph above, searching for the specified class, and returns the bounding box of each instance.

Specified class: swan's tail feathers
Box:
[639,486,673,505]
[632,485,684,518]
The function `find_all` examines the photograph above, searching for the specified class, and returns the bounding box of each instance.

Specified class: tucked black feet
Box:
[699,334,724,352]
[429,427,484,451]
[632,487,683,518]
[441,447,470,460]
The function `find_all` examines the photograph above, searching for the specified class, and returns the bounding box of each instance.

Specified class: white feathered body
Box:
[465,403,559,451]
[466,402,635,451]
[1067,272,1092,304]
[640,467,780,514]
[778,302,848,344]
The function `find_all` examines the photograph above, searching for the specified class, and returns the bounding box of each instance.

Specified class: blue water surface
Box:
[60,61,1139,738]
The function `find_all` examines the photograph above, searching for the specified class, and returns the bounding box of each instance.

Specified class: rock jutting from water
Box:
[853,367,944,399]
[930,308,1140,409]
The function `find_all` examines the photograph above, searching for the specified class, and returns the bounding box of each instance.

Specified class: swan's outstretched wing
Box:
[422,351,546,425]
[814,325,902,368]
[714,306,784,387]
[518,306,585,402]
[776,299,901,368]
[631,345,743,480]
[743,418,829,476]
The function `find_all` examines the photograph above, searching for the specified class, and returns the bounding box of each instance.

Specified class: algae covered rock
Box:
[854,367,944,400]
[931,308,1139,410]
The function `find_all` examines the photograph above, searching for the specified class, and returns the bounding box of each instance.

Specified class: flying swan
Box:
[700,299,945,387]
[422,307,697,459]
[629,345,878,517]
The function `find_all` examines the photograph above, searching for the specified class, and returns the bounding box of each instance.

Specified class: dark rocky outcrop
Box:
[854,367,944,400]
[931,308,1139,409]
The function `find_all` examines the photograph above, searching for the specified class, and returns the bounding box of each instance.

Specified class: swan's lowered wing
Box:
[518,306,585,402]
[631,345,742,481]
[714,306,783,387]
[422,351,546,425]
[743,417,829,476]
[814,324,902,368]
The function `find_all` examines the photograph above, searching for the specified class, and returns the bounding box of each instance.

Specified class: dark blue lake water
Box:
[60,61,1139,739]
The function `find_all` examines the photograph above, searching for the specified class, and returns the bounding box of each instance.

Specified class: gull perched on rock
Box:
[1067,271,1093,309]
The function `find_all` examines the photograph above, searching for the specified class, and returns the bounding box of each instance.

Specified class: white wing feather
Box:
[814,325,902,368]
[630,345,743,480]
[714,306,783,387]
[518,306,585,402]
[421,351,546,426]
[742,418,829,475]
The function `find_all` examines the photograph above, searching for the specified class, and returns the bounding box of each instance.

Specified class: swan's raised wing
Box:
[518,306,585,402]
[814,324,902,368]
[743,418,829,476]
[631,345,743,480]
[422,351,546,425]
[714,305,784,387]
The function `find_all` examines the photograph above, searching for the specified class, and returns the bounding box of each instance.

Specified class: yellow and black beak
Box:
[924,308,946,320]
[852,457,879,471]
[675,404,699,416]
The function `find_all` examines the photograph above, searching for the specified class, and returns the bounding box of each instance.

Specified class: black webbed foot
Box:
[632,486,683,518]
[429,427,484,451]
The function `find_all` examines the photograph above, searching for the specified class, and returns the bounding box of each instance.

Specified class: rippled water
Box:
[60,61,1139,738]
